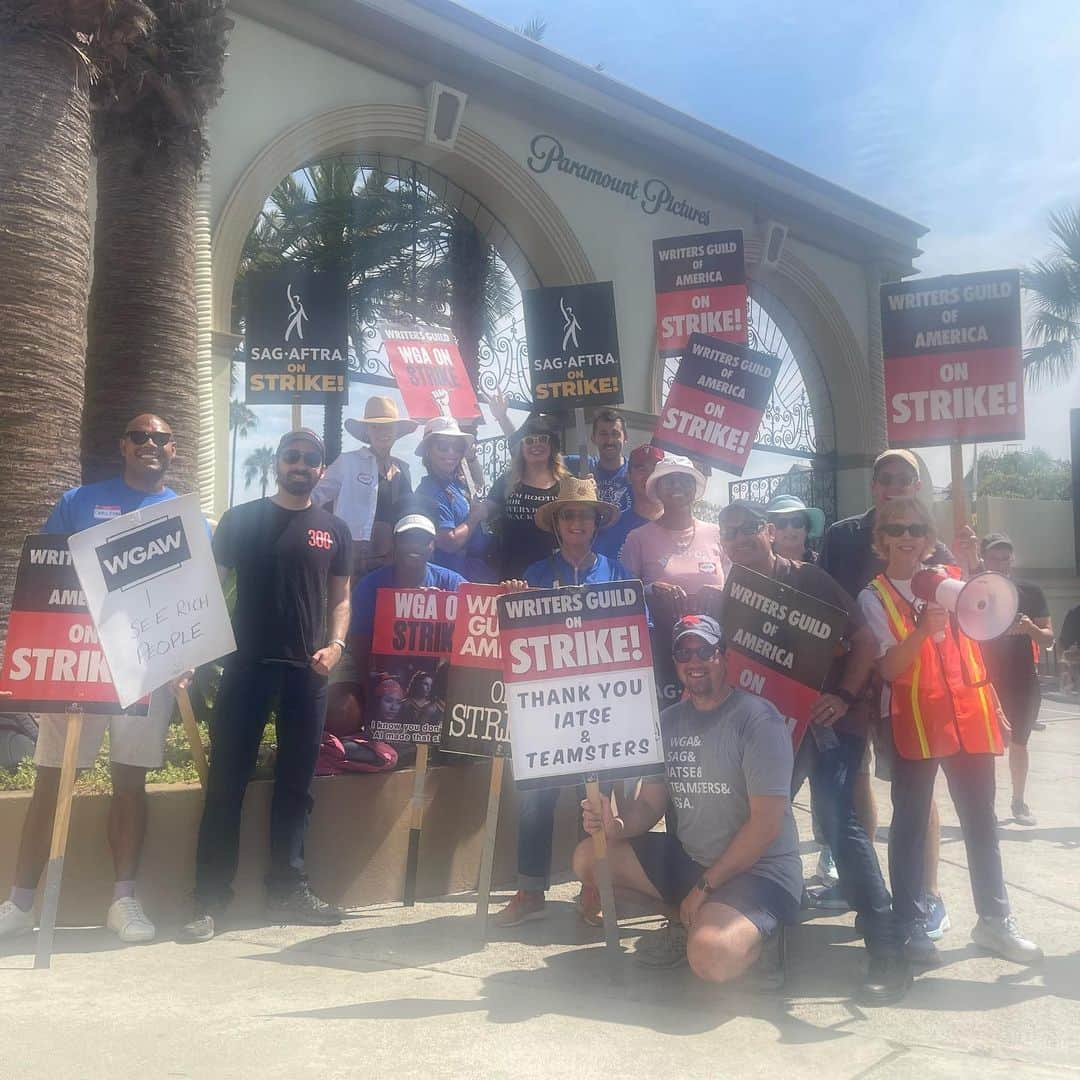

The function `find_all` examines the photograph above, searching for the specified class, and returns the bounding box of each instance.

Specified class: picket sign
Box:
[34,709,83,970]
[475,756,506,933]
[403,744,430,907]
[175,686,209,789]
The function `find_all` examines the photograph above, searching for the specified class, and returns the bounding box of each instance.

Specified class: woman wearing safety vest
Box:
[857,497,1042,970]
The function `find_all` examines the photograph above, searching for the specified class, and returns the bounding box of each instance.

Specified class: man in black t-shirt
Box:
[979,534,1054,827]
[182,429,352,941]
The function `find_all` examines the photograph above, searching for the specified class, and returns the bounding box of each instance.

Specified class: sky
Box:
[229,0,1079,504]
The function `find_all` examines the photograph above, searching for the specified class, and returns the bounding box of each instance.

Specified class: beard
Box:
[279,469,317,495]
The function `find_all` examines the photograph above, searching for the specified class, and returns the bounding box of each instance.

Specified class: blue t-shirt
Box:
[415,473,492,580]
[350,562,466,639]
[43,477,179,534]
[564,454,631,515]
[593,508,649,561]
[523,551,633,589]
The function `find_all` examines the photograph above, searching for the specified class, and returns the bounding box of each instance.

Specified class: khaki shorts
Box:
[33,688,174,770]
[328,646,362,688]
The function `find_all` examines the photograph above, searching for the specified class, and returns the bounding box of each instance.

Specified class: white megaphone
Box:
[910,569,1019,642]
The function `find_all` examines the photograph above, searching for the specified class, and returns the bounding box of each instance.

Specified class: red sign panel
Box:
[381,323,480,421]
[881,270,1024,447]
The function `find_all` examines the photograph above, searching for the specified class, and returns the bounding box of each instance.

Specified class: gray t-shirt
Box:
[649,688,802,901]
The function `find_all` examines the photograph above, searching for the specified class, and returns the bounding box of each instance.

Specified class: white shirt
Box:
[312,447,380,542]
[858,577,923,720]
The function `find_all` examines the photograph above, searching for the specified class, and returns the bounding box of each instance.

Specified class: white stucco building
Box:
[201,0,928,520]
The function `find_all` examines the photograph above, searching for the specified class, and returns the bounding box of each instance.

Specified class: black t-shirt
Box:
[213,498,352,665]
[374,459,412,524]
[488,474,559,579]
[769,555,868,735]
[982,580,1048,693]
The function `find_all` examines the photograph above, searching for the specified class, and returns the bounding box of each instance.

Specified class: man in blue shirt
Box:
[564,408,632,515]
[0,414,180,946]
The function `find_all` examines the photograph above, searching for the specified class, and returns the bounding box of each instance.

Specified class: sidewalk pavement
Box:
[4,696,1080,1080]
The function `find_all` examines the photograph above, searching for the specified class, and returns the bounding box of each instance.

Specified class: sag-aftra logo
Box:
[95,516,191,592]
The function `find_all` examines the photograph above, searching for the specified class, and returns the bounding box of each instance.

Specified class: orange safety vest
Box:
[868,571,1003,760]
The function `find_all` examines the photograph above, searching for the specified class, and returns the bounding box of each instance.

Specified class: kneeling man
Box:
[572,614,801,979]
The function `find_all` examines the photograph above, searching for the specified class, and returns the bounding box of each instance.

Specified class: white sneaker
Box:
[816,846,839,885]
[106,897,156,943]
[0,899,35,939]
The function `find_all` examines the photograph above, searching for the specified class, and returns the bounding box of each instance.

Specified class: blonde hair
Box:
[872,496,936,559]
[509,441,568,489]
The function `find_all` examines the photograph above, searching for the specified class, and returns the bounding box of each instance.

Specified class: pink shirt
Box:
[620,519,729,602]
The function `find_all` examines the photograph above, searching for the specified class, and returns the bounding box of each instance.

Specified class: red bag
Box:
[315,732,397,776]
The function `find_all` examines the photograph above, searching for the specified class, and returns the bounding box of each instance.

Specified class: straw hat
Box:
[765,494,825,540]
[646,454,707,501]
[534,475,620,533]
[414,416,475,456]
[344,396,418,443]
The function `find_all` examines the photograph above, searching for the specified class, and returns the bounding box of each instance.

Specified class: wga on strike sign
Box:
[0,535,146,714]
[380,323,480,421]
[720,566,847,746]
[881,269,1023,446]
[498,580,663,789]
[441,584,510,758]
[653,230,747,356]
[653,334,780,475]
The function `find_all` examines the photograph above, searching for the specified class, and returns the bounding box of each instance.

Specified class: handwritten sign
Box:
[67,494,235,708]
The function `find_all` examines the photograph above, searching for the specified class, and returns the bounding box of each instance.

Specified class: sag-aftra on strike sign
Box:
[881,269,1024,446]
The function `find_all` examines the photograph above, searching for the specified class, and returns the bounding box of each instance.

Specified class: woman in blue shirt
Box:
[493,475,632,928]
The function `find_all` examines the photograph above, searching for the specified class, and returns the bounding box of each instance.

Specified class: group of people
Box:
[0,401,1056,1007]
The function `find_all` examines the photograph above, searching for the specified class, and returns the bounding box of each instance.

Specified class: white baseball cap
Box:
[394,514,436,537]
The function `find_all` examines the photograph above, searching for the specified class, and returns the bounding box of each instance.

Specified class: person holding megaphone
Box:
[857,497,1042,971]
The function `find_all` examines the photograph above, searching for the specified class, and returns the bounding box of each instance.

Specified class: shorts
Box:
[33,688,173,770]
[866,718,894,781]
[628,831,800,938]
[997,683,1041,746]
[328,645,362,688]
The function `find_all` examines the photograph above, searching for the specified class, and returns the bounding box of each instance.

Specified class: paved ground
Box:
[4,695,1080,1079]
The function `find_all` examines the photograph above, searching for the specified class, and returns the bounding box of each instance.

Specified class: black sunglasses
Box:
[280,448,323,468]
[125,430,174,447]
[720,520,766,541]
[771,514,808,531]
[880,523,930,538]
[673,642,722,663]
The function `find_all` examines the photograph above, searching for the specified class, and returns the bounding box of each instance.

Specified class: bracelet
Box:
[696,876,715,895]
[832,687,857,707]
[329,638,346,651]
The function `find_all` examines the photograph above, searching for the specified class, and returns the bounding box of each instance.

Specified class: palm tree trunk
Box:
[449,215,487,392]
[230,422,238,506]
[0,38,92,643]
[82,131,200,494]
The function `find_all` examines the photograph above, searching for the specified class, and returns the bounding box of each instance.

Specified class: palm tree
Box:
[243,446,276,500]
[80,0,233,493]
[516,16,547,41]
[228,400,258,506]
[0,0,152,642]
[1023,206,1080,389]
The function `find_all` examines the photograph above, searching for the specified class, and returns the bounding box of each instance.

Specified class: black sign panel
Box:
[245,267,349,404]
[11,535,84,613]
[96,516,190,592]
[523,282,623,407]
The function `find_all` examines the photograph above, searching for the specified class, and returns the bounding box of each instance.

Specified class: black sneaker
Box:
[179,910,217,943]
[266,884,343,926]
[905,923,942,968]
[860,950,912,1004]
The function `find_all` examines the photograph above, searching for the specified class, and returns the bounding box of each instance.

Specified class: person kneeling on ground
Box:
[572,615,802,982]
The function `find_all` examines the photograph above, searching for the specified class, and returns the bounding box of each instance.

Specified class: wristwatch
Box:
[833,687,857,707]
[329,638,347,651]
[696,876,715,895]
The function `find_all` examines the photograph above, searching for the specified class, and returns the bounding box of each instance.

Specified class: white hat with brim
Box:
[344,396,418,443]
[394,514,437,538]
[534,475,620,534]
[646,455,707,502]
[415,416,475,456]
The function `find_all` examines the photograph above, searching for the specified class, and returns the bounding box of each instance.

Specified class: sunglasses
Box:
[280,448,323,468]
[673,642,721,663]
[522,434,551,447]
[875,471,917,488]
[720,520,766,541]
[430,437,464,454]
[880,522,930,538]
[771,514,808,531]
[557,508,596,523]
[125,430,174,447]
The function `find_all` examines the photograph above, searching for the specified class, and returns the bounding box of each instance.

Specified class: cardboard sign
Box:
[653,230,747,355]
[440,584,510,758]
[67,494,236,709]
[0,535,147,715]
[881,269,1024,446]
[523,282,623,406]
[720,565,847,745]
[244,266,348,404]
[653,334,781,474]
[368,587,455,744]
[381,322,480,421]
[498,580,663,789]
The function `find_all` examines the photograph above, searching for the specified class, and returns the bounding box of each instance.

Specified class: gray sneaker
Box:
[971,914,1043,964]
[633,920,688,968]
[1011,801,1037,827]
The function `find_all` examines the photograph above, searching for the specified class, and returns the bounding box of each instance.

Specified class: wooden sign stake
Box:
[34,708,84,970]
[475,755,505,934]
[574,407,588,478]
[950,442,967,539]
[175,687,208,789]
[585,775,622,962]
[291,400,302,432]
[402,743,430,907]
